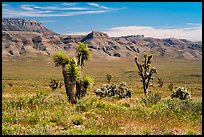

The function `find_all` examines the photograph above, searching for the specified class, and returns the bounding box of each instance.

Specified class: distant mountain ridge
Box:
[2,18,202,60]
[2,18,57,36]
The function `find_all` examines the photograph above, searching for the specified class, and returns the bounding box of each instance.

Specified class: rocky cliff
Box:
[2,18,57,36]
[2,18,202,60]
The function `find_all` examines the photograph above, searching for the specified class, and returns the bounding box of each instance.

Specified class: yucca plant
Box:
[135,53,157,95]
[53,51,79,104]
[76,42,91,99]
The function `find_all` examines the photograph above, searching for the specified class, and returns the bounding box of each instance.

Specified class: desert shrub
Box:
[80,76,94,97]
[82,129,97,135]
[141,92,162,106]
[81,76,94,89]
[121,103,130,108]
[49,79,59,91]
[140,127,151,135]
[168,84,173,91]
[107,74,112,84]
[163,98,202,115]
[94,82,132,99]
[70,114,85,125]
[8,82,13,87]
[157,77,163,87]
[75,96,97,112]
[185,130,197,135]
[170,86,190,100]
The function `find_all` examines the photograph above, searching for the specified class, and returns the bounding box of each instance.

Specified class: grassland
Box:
[2,55,202,135]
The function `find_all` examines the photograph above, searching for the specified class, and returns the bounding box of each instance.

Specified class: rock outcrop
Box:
[2,18,202,60]
[2,18,57,36]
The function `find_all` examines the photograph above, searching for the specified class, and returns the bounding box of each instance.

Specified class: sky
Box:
[2,2,202,41]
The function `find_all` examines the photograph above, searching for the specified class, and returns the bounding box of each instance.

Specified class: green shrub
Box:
[81,76,94,89]
[82,129,97,135]
[70,114,85,125]
[140,127,151,135]
[2,125,13,135]
[141,92,162,106]
[75,96,97,112]
[185,130,196,135]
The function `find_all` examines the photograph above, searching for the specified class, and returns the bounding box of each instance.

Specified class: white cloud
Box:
[61,3,76,6]
[105,25,202,41]
[3,9,109,17]
[2,3,125,17]
[88,3,110,9]
[21,5,34,11]
[67,25,202,41]
[2,4,9,7]
[33,6,87,11]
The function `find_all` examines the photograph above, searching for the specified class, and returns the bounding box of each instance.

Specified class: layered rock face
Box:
[2,18,202,60]
[2,18,57,36]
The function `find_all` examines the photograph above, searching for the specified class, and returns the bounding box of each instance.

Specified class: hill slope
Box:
[2,18,202,60]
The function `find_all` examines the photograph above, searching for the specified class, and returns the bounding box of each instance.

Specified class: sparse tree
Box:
[135,53,157,95]
[76,42,91,99]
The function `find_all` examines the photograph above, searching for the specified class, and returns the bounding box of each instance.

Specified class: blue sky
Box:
[2,2,202,41]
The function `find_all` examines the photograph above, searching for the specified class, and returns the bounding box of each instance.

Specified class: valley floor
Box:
[2,57,202,135]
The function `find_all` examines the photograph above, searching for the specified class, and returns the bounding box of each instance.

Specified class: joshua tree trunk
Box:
[143,81,147,95]
[76,54,83,99]
[68,83,76,104]
[76,80,81,99]
[62,66,75,104]
[62,66,70,101]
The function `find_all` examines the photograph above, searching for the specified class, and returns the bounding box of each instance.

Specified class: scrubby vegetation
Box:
[49,79,63,91]
[2,50,202,135]
[170,86,191,100]
[94,82,132,98]
[2,91,202,135]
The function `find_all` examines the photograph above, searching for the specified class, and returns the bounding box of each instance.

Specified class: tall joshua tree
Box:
[53,51,79,104]
[135,53,157,95]
[65,58,80,104]
[76,42,90,98]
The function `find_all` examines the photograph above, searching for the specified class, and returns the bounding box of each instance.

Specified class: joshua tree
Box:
[65,58,80,104]
[53,51,79,104]
[107,74,112,84]
[76,42,90,99]
[135,53,157,95]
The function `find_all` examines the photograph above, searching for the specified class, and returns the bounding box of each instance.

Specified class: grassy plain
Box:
[2,55,202,135]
